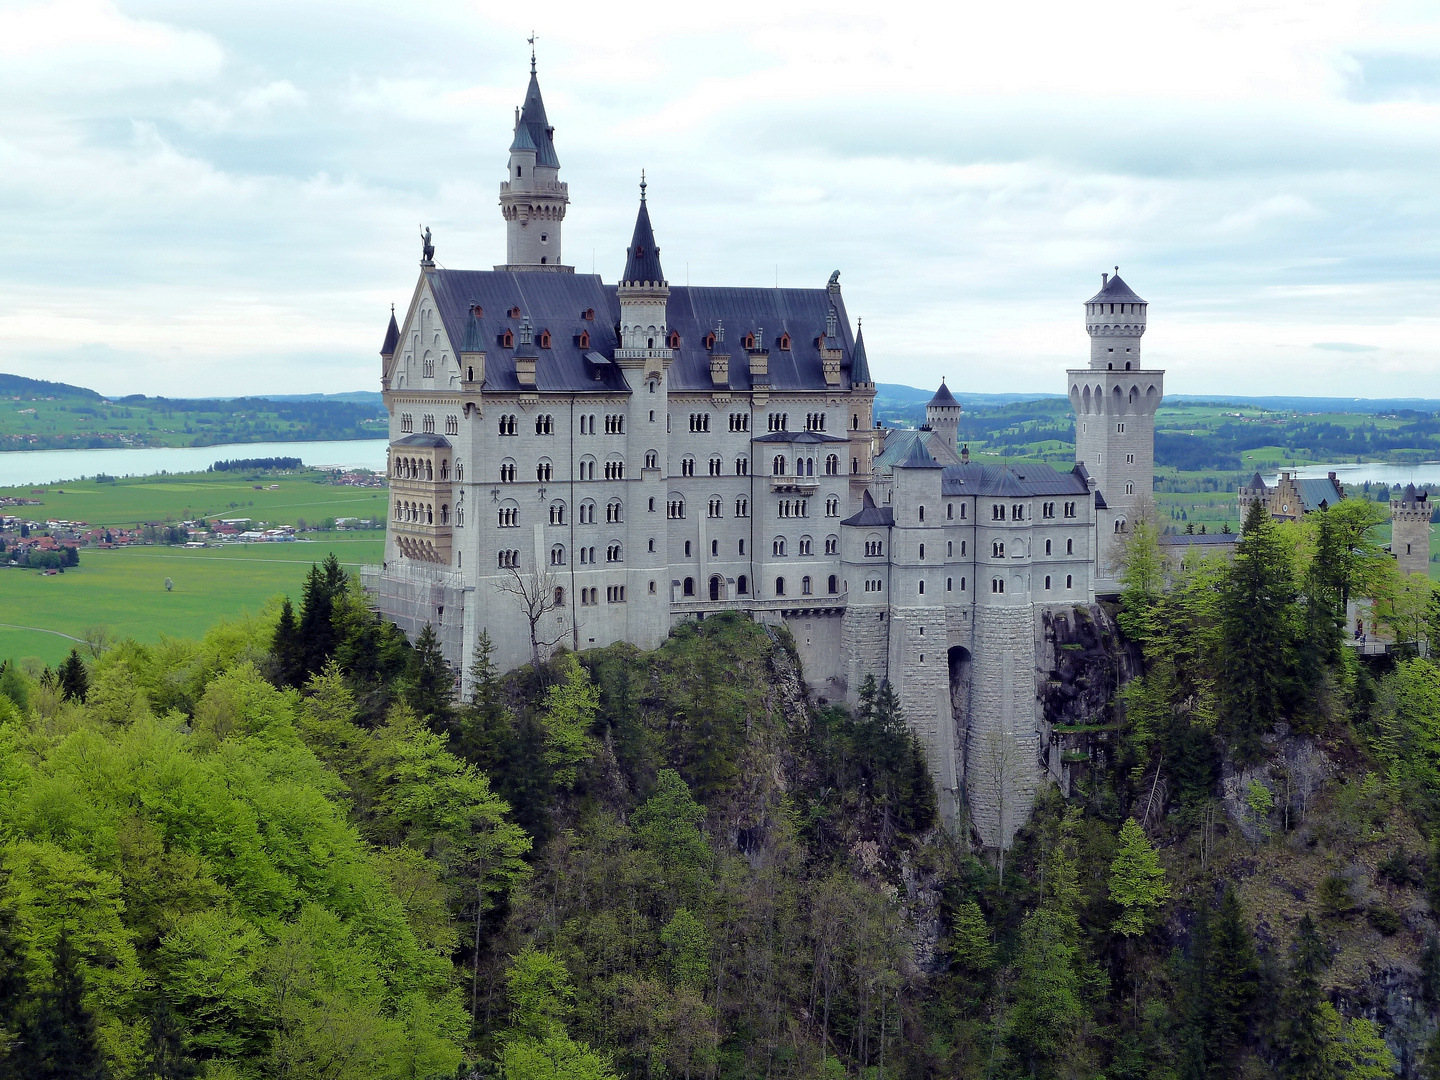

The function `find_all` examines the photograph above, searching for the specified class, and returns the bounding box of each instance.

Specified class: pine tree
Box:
[1220,501,1301,759]
[56,649,88,704]
[407,623,455,731]
[1176,900,1213,1080]
[18,935,111,1080]
[271,597,304,688]
[142,1001,195,1079]
[297,556,344,678]
[1279,913,1330,1080]
[1208,887,1259,1078]
[0,862,28,1080]
[1108,818,1170,937]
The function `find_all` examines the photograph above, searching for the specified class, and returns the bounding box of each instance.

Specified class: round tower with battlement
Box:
[1392,484,1432,578]
[1067,269,1163,580]
[925,380,961,456]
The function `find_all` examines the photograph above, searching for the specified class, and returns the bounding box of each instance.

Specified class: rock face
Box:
[1038,603,1143,790]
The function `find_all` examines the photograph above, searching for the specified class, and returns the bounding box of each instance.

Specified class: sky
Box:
[3,0,1440,400]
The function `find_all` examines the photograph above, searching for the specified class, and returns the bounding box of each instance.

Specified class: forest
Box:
[1,496,1439,1078]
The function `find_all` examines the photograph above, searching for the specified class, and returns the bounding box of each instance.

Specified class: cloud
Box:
[1313,341,1381,352]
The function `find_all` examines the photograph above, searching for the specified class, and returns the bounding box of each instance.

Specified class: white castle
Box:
[364,57,1164,845]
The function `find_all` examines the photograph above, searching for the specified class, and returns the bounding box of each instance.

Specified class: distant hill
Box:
[0,373,101,400]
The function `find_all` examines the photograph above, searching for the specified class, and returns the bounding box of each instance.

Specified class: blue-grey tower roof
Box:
[622,180,665,284]
[1087,270,1145,305]
[511,64,559,168]
[850,323,872,383]
[461,307,485,353]
[380,308,399,357]
[894,437,944,469]
[928,379,958,408]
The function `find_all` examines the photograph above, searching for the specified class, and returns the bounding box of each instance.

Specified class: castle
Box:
[363,57,1164,846]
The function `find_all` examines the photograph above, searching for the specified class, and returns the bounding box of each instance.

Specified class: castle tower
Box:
[925,380,961,455]
[1392,484,1432,578]
[847,320,877,497]
[1067,269,1163,580]
[497,52,571,271]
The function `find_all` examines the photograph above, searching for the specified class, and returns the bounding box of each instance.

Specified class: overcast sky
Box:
[3,0,1440,400]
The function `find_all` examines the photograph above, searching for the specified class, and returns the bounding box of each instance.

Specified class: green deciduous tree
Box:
[537,654,599,790]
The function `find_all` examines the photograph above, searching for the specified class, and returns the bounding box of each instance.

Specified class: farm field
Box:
[1,470,388,528]
[0,535,385,667]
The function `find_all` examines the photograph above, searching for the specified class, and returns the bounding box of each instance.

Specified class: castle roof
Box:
[1293,475,1343,513]
[461,308,485,353]
[1247,472,1268,491]
[841,489,894,527]
[752,430,848,444]
[927,380,959,409]
[894,438,944,469]
[940,461,1091,497]
[621,188,665,284]
[380,309,400,357]
[421,269,861,395]
[850,323,872,384]
[392,432,452,448]
[511,69,559,168]
[1399,483,1430,504]
[1086,271,1145,305]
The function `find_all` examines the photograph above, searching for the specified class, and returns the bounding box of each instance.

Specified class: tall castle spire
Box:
[497,50,571,272]
[615,176,672,377]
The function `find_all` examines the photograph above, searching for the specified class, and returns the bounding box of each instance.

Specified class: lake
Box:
[1270,462,1440,489]
[0,438,388,488]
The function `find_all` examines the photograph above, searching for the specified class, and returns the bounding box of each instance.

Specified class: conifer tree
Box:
[1208,887,1259,1077]
[1220,501,1301,759]
[298,554,345,677]
[18,935,111,1080]
[1109,818,1170,936]
[1279,913,1330,1080]
[56,649,88,703]
[271,597,304,688]
[407,623,455,730]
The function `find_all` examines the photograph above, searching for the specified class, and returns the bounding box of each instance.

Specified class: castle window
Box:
[735,497,749,517]
[1066,574,1073,589]
[799,537,813,555]
[667,498,686,519]
[401,413,413,433]
[919,543,925,559]
[802,575,812,595]
[607,543,622,562]
[918,580,925,595]
[709,456,722,476]
[826,497,839,517]
[1067,538,1074,554]
[551,544,566,565]
[446,415,459,436]
[738,575,749,595]
[709,497,722,518]
[1064,501,1076,518]
[947,504,953,520]
[743,333,755,349]
[681,457,695,477]
[775,577,786,596]
[684,577,694,597]
[779,333,791,350]
[685,541,691,557]
[773,455,786,475]
[583,308,595,321]
[423,414,435,434]
[440,504,449,524]
[423,354,434,378]
[992,504,1005,521]
[498,549,520,568]
[578,330,590,348]
[650,580,656,593]
[1117,422,1125,433]
[645,451,658,469]
[739,539,745,554]
[961,577,966,591]
[1045,575,1051,589]
[706,332,716,349]
[712,539,719,556]
[648,538,655,552]
[773,538,786,556]
[550,502,566,525]
[947,541,952,556]
[992,541,1005,558]
[509,306,520,318]
[606,499,623,523]
[501,330,514,348]
[1012,504,1023,520]
[865,539,884,557]
[736,456,750,475]
[497,506,519,528]
[536,460,553,482]
[538,330,552,348]
[579,501,595,523]
[607,585,626,603]
[826,454,839,475]
[960,504,967,520]
[668,330,680,349]
[500,460,517,483]
[919,505,926,522]
[604,460,626,480]
[1125,482,1134,495]
[992,578,1004,593]
[1045,539,1051,555]
[946,577,952,591]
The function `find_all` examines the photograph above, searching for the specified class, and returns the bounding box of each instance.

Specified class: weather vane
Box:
[528,32,537,72]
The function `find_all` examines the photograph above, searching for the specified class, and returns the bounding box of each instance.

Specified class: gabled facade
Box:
[364,59,1161,847]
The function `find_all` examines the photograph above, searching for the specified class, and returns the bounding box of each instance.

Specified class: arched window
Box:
[554,586,565,607]
[737,575,749,595]
[606,500,623,523]
[828,574,838,594]
[1045,539,1052,555]
[802,575,812,595]
[1067,538,1074,554]
[645,450,658,470]
[773,537,786,556]
[1045,575,1052,589]
[773,455,786,475]
[918,505,925,522]
[1066,574,1073,589]
[551,544,566,565]
[918,580,925,594]
[992,578,1004,593]
[549,501,566,525]
[775,577,786,596]
[440,504,449,525]
[684,577,695,597]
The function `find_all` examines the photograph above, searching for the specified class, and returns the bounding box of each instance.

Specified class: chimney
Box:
[961,444,970,464]
[1102,272,1109,287]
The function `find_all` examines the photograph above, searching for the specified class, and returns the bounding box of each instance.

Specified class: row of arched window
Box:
[395,499,449,526]
[771,454,838,476]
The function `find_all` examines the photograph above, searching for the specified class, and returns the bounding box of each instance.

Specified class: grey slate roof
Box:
[1247,472,1268,491]
[752,430,848,444]
[939,462,1091,497]
[419,268,862,397]
[1159,532,1239,547]
[512,70,559,168]
[841,489,893,527]
[461,309,485,353]
[895,438,944,470]
[393,432,452,448]
[1399,483,1430,504]
[850,324,872,384]
[1296,476,1342,512]
[1086,271,1145,305]
[928,380,959,408]
[380,310,399,357]
[622,194,665,284]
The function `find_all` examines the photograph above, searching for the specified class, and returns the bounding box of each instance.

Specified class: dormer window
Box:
[538,330,552,349]
[471,304,483,317]
[500,329,514,348]
[705,332,716,349]
[578,330,590,349]
[779,333,791,350]
[583,308,595,321]
[668,330,680,349]
[509,306,521,319]
[743,333,756,349]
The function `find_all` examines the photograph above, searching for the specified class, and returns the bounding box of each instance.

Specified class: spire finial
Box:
[640,169,647,202]
[528,32,537,73]
[1115,265,1119,275]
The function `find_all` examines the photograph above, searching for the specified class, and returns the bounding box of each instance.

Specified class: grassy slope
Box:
[1,471,389,527]
[0,536,384,666]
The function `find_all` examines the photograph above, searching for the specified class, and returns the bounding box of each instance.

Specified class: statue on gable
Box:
[420,226,435,264]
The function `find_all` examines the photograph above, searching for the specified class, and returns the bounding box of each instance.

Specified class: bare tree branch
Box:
[495,562,571,668]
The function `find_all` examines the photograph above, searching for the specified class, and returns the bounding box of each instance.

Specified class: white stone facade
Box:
[365,63,1162,848]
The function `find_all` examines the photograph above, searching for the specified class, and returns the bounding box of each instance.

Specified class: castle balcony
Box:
[770,475,820,494]
[391,518,453,566]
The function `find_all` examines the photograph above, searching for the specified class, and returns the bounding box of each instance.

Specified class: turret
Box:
[1392,484,1432,578]
[614,176,671,380]
[926,380,961,454]
[1085,268,1147,370]
[497,51,571,270]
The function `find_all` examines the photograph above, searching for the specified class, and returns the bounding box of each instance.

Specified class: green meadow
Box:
[0,535,385,667]
[1,469,388,528]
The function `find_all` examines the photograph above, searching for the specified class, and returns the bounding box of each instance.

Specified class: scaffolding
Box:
[361,562,467,672]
